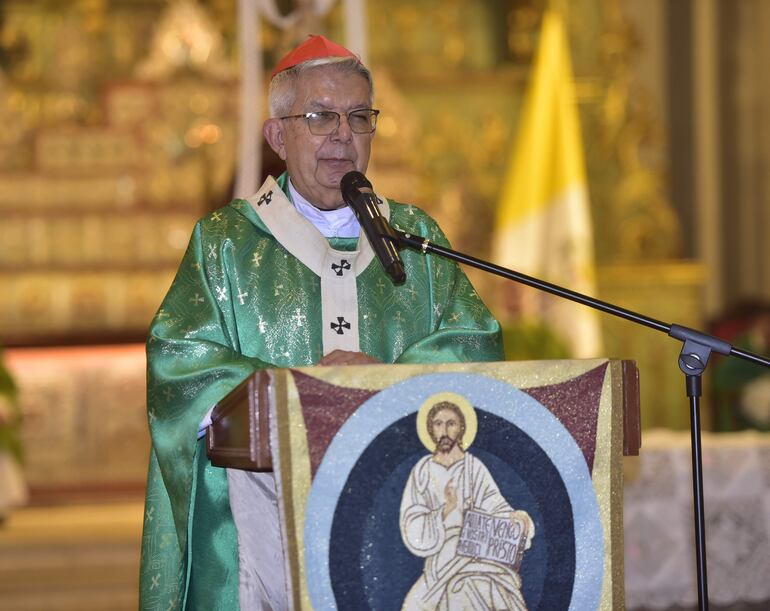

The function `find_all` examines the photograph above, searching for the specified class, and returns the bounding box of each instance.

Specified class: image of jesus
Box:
[399,397,534,611]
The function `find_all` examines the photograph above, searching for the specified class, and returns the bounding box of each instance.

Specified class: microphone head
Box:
[341,171,372,206]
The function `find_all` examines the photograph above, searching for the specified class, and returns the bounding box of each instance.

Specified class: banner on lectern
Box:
[269,359,625,610]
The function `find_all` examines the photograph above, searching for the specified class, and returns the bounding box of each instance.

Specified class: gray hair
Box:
[267,56,374,118]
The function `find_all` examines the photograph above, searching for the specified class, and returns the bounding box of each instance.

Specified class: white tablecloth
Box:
[624,430,770,609]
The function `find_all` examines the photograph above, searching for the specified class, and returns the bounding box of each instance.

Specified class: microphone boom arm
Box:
[391,229,769,368]
[387,224,768,611]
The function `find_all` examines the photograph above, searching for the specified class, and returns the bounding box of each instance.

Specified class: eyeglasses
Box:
[279,109,380,135]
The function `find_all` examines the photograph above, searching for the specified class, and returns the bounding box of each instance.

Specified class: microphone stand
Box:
[390,228,770,611]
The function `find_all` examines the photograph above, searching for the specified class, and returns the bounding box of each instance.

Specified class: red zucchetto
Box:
[270,34,360,78]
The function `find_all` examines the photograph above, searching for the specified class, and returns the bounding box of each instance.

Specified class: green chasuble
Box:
[139,173,503,610]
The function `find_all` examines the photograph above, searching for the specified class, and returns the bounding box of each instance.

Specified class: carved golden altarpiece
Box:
[0,0,697,454]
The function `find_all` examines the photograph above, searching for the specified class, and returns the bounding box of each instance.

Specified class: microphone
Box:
[341,171,406,284]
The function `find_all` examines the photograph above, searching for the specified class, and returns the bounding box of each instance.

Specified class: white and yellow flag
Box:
[492,10,602,358]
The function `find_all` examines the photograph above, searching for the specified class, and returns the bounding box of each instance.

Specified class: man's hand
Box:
[510,510,533,549]
[317,350,381,366]
[509,510,525,532]
[442,480,458,519]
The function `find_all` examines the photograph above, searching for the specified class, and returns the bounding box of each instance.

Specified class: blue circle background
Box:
[303,373,604,611]
[330,410,575,610]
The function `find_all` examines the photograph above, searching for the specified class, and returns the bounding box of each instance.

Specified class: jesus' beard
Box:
[436,436,458,453]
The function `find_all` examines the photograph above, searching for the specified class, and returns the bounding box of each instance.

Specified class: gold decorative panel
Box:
[36,128,139,173]
[0,1,240,344]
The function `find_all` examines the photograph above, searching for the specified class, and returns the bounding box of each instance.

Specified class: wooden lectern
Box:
[207,360,640,472]
[206,359,639,610]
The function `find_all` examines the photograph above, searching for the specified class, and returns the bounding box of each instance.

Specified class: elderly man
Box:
[140,36,503,610]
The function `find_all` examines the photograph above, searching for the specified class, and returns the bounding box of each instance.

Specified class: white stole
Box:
[247,177,389,355]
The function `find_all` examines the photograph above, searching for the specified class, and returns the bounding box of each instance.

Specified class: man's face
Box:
[266,67,373,210]
[430,408,463,454]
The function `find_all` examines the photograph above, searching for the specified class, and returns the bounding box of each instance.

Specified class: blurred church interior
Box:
[0,0,769,609]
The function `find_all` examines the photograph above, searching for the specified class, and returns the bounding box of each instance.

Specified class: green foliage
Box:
[712,332,770,432]
[0,351,17,398]
[0,348,23,464]
[502,321,571,361]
